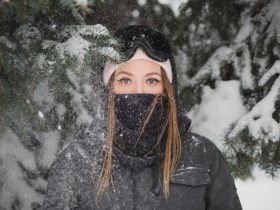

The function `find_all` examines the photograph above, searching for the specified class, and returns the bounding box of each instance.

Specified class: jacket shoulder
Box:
[47,143,86,179]
[174,131,228,180]
[177,132,242,209]
[48,139,102,179]
[42,141,103,209]
[181,131,219,156]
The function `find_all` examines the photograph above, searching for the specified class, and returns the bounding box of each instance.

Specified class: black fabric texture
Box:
[41,130,243,210]
[114,93,168,157]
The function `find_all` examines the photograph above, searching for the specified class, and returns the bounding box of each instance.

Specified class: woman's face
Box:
[112,59,163,94]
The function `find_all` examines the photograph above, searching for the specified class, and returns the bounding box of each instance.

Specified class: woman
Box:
[41,25,242,210]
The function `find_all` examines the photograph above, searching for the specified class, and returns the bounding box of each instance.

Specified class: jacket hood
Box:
[77,24,192,158]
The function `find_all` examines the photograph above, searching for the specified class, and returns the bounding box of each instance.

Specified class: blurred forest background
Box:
[0,0,280,209]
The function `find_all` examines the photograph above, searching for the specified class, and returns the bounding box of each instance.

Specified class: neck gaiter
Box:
[113,94,168,157]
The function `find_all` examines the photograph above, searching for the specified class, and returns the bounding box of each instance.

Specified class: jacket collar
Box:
[113,113,191,171]
[113,144,163,171]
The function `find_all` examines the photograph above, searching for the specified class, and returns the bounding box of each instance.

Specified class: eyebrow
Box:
[145,72,161,77]
[116,71,161,77]
[116,71,133,76]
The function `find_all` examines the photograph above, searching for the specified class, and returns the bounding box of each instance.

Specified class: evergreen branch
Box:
[259,60,280,86]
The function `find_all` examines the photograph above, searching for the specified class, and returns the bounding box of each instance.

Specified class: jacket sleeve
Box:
[205,147,242,210]
[40,148,80,210]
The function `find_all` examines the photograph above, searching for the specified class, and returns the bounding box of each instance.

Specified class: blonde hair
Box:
[97,68,181,198]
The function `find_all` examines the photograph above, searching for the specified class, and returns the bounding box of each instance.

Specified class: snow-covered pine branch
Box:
[187,46,233,86]
[259,60,280,86]
[228,60,280,143]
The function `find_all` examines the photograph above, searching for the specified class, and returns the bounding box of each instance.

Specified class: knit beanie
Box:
[103,48,172,85]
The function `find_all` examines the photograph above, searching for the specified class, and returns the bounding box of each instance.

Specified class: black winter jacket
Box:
[42,25,242,210]
[41,115,242,210]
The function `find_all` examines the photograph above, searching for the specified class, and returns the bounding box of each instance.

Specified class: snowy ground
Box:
[235,169,280,210]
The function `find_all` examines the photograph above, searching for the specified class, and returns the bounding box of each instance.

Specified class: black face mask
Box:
[113,94,168,157]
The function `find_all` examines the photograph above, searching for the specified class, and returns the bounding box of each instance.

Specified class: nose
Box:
[135,82,144,93]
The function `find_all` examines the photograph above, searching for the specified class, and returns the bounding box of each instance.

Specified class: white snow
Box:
[175,49,190,88]
[189,80,247,149]
[234,9,254,43]
[132,9,140,18]
[187,46,233,86]
[0,36,15,49]
[55,35,90,62]
[54,25,112,64]
[267,0,280,32]
[36,131,60,168]
[157,0,188,17]
[189,74,280,210]
[188,44,255,90]
[228,76,280,142]
[233,44,255,90]
[0,130,44,210]
[33,80,54,113]
[236,168,280,210]
[70,88,93,125]
[38,111,44,119]
[259,60,280,86]
[64,24,110,38]
[189,79,280,209]
[94,46,121,61]
[56,103,66,120]
[75,0,88,6]
[137,0,147,6]
[153,5,162,14]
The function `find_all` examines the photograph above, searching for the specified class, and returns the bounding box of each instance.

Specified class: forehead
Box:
[116,59,161,75]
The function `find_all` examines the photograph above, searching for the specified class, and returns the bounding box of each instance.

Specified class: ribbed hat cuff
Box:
[103,48,172,85]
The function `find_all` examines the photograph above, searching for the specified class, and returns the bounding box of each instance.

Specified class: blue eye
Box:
[147,78,160,85]
[117,78,131,85]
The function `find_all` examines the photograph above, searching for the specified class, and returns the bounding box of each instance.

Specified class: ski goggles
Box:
[114,25,172,62]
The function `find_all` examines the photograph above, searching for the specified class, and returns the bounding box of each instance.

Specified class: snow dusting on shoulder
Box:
[65,151,72,160]
[191,135,200,147]
[76,146,91,162]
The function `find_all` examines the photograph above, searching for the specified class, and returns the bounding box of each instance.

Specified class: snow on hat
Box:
[103,48,172,85]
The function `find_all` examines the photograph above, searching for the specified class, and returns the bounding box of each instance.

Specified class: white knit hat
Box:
[103,48,172,85]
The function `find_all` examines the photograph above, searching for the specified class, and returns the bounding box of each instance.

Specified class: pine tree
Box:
[224,0,280,178]
[0,1,118,209]
[1,0,280,209]
[174,0,280,179]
